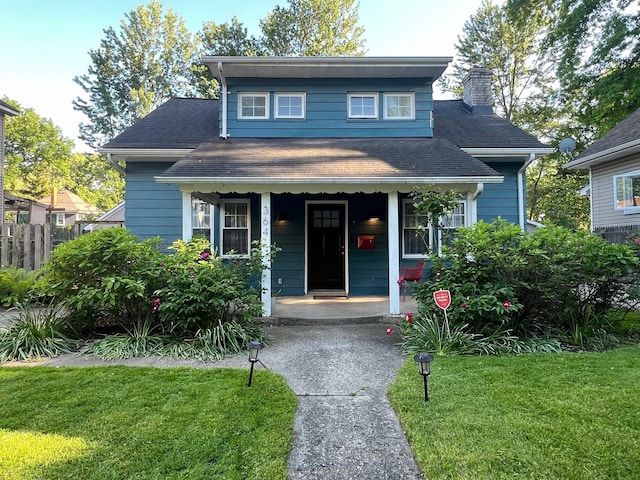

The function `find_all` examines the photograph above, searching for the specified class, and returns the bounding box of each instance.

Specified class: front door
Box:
[307,204,346,291]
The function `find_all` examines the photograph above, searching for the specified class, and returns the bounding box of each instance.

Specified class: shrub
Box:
[414,220,639,350]
[0,303,75,361]
[36,228,166,332]
[0,267,39,308]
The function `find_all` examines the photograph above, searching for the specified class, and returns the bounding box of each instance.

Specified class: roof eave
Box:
[155,175,504,184]
[99,148,194,160]
[462,148,554,159]
[564,140,640,169]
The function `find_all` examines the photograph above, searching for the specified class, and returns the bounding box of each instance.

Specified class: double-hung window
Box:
[191,197,212,241]
[440,201,466,248]
[221,200,250,257]
[348,93,378,119]
[238,93,269,119]
[613,170,640,211]
[275,93,305,119]
[402,200,431,257]
[383,93,415,119]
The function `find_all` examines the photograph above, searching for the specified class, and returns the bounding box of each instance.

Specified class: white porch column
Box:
[182,191,192,241]
[388,192,400,314]
[260,193,272,316]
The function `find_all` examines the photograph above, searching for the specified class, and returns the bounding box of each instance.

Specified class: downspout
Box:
[518,153,536,230]
[218,61,228,139]
[106,153,125,174]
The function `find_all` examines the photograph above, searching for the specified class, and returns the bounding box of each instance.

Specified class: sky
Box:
[1,0,498,152]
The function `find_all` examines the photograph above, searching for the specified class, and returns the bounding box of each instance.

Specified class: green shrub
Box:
[0,303,74,361]
[0,267,39,308]
[36,228,166,332]
[413,220,639,350]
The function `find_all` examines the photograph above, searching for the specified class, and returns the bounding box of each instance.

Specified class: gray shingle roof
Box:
[101,98,218,149]
[158,137,500,180]
[573,107,640,160]
[433,100,548,149]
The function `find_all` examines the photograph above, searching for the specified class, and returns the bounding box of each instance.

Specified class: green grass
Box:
[389,346,640,480]
[0,366,297,479]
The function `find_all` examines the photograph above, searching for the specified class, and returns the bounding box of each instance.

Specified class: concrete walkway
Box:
[1,302,424,479]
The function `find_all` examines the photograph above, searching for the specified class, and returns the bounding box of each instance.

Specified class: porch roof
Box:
[156,136,502,192]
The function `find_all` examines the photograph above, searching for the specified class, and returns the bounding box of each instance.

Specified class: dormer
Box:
[203,56,452,139]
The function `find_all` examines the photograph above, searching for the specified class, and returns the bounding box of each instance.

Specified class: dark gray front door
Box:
[307,204,345,291]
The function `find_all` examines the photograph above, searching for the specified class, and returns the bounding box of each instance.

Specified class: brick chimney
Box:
[50,188,58,208]
[462,67,493,116]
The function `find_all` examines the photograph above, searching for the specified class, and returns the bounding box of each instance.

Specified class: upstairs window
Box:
[221,200,250,257]
[384,93,415,119]
[275,93,305,119]
[348,93,378,119]
[238,93,269,119]
[614,170,640,211]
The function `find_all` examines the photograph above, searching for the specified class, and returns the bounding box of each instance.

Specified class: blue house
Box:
[101,57,552,315]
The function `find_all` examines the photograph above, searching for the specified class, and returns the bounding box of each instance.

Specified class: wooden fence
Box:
[0,223,84,271]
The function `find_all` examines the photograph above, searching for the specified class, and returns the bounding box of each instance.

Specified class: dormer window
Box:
[275,93,305,119]
[238,93,269,119]
[348,93,378,119]
[384,93,415,119]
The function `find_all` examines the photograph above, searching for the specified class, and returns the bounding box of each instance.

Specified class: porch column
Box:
[388,192,400,314]
[260,192,272,316]
[182,191,192,241]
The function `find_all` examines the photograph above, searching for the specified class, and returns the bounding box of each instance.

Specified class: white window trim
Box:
[220,199,251,258]
[402,199,432,259]
[237,92,269,120]
[383,92,415,120]
[275,92,306,119]
[613,170,640,213]
[348,93,378,119]
[55,213,65,226]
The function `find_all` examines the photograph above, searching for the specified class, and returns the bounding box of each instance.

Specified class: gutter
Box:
[564,139,640,169]
[518,153,536,230]
[105,153,125,174]
[219,61,228,139]
[155,175,505,185]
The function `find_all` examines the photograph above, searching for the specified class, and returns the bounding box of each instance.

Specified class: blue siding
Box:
[225,78,434,138]
[125,162,182,245]
[477,162,523,224]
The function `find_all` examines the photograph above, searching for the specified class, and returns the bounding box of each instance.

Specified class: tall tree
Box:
[73,1,204,149]
[69,153,124,211]
[201,17,263,56]
[538,0,640,135]
[260,0,366,56]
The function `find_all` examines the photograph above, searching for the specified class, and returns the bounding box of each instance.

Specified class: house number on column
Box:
[263,206,269,236]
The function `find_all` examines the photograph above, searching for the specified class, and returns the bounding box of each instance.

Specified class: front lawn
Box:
[389,346,640,480]
[0,366,296,480]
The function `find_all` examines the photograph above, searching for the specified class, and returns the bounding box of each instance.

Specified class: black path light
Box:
[247,341,264,387]
[414,352,434,401]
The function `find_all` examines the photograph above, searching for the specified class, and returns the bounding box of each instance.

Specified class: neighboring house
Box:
[1,99,19,226]
[101,57,552,315]
[84,201,125,232]
[37,189,102,227]
[3,193,48,224]
[565,107,640,243]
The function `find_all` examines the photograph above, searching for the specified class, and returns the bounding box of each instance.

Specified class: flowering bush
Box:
[412,220,639,351]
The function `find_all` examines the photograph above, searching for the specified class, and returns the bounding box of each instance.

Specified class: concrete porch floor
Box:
[268,295,419,325]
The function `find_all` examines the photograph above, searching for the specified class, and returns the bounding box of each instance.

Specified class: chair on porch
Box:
[398,261,425,302]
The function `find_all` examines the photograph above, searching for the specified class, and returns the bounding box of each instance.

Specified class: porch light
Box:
[247,341,264,387]
[414,352,434,401]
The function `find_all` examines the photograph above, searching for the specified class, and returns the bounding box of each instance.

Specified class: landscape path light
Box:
[414,352,434,401]
[247,341,264,387]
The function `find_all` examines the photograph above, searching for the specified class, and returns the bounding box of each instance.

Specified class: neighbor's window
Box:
[221,200,250,256]
[614,170,640,210]
[275,93,305,119]
[402,200,431,257]
[191,197,212,241]
[440,201,466,248]
[238,93,269,119]
[383,93,415,119]
[348,93,378,119]
[55,213,65,226]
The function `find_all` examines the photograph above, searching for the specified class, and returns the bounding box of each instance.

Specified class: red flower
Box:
[460,302,467,308]
[502,301,511,308]
[386,327,394,335]
[406,312,413,323]
[152,298,161,312]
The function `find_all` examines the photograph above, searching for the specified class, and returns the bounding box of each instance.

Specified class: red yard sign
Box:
[433,289,451,310]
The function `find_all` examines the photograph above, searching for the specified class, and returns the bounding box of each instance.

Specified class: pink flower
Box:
[232,260,238,265]
[201,252,210,259]
[460,302,467,308]
[386,327,393,335]
[502,301,511,308]
[634,237,640,244]
[406,312,413,324]
[152,298,161,312]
